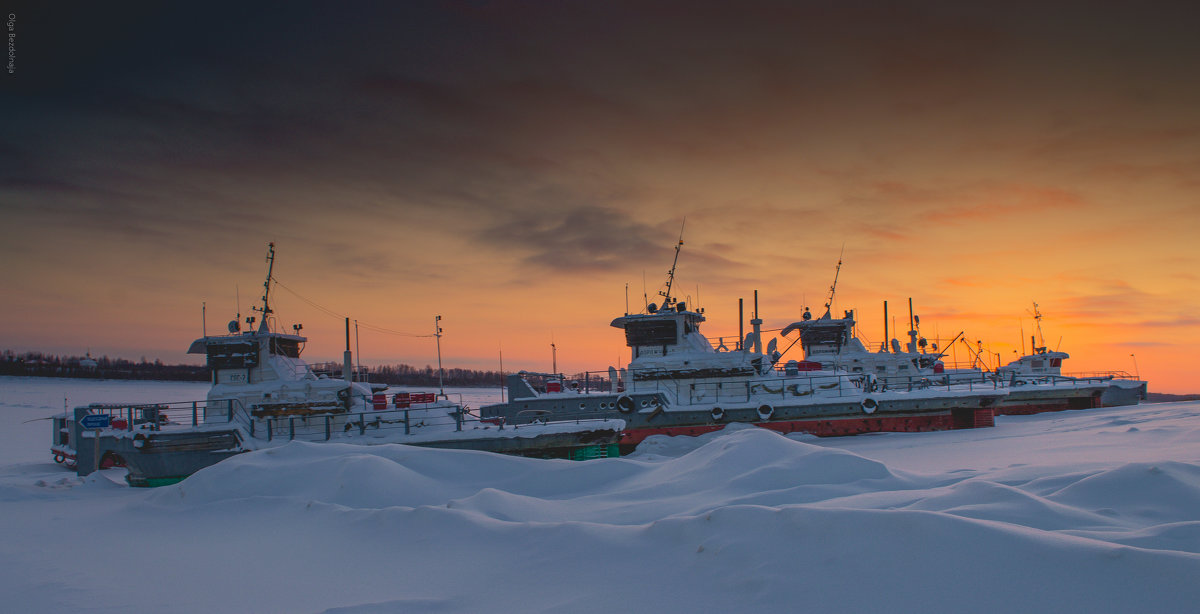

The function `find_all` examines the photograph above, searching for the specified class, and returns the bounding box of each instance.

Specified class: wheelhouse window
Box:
[206,341,259,369]
[799,325,847,349]
[270,338,301,358]
[625,320,677,347]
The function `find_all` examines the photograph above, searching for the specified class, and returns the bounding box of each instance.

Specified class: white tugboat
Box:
[992,303,1147,410]
[53,244,622,485]
[480,236,1005,448]
[781,286,1139,415]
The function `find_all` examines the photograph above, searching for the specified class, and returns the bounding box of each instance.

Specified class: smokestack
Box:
[751,290,763,355]
[343,317,353,383]
[738,298,744,351]
[883,300,889,353]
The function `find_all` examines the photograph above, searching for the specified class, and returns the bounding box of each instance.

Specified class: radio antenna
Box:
[642,270,649,311]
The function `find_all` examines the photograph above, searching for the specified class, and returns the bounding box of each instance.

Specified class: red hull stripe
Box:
[618,411,991,445]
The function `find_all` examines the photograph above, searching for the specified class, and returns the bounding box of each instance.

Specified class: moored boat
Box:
[780,299,1114,416]
[989,303,1147,413]
[54,244,622,486]
[480,242,1004,448]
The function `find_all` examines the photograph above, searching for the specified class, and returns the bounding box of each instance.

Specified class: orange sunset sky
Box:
[2,2,1198,393]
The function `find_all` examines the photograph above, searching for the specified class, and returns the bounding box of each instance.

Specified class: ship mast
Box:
[1030,302,1045,352]
[658,220,686,309]
[821,246,844,319]
[254,242,276,333]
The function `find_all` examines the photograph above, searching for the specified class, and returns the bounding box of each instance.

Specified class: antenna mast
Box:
[659,219,686,308]
[1029,302,1045,351]
[253,242,276,333]
[822,246,844,318]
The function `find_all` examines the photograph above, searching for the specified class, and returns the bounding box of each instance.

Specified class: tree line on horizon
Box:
[1,350,507,388]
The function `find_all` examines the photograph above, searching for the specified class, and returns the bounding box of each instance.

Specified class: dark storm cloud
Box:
[4,0,1199,273]
[481,206,665,271]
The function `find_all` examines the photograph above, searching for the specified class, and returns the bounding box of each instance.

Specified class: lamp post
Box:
[1131,353,1140,380]
[435,315,446,399]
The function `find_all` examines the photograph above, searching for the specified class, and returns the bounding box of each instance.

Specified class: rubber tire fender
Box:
[616,395,635,414]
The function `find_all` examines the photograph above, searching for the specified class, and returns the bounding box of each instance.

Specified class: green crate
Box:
[568,443,620,461]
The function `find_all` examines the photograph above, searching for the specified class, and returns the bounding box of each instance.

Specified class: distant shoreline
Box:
[2,373,1195,401]
[0,373,501,389]
[1145,392,1200,403]
[2,350,507,389]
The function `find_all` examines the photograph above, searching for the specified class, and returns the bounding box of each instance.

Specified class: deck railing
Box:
[77,399,246,432]
[77,395,613,444]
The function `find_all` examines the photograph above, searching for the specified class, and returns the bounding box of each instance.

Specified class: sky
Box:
[2,1,1198,392]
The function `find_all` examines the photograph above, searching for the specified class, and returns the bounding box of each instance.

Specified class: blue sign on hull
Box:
[79,414,112,429]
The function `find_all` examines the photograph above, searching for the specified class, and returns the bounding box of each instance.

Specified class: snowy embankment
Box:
[1,376,1199,613]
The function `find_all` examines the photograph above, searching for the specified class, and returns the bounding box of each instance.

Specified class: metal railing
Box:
[250,406,617,443]
[79,398,246,432]
[499,359,1131,413]
[1065,370,1136,380]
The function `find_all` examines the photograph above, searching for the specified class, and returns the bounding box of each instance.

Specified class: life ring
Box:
[98,452,125,470]
[861,398,878,414]
[53,453,65,464]
[616,396,635,414]
[757,404,774,420]
[711,406,725,421]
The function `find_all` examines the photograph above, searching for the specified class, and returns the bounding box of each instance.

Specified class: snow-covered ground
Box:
[1,375,1198,613]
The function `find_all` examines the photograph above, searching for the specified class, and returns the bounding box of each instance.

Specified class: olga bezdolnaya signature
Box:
[7,13,15,74]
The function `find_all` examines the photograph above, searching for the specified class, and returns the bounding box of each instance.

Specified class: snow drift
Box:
[2,377,1199,613]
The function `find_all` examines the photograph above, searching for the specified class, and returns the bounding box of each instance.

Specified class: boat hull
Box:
[82,424,624,486]
[1100,381,1148,407]
[482,388,1003,449]
[993,386,1104,416]
[617,407,994,448]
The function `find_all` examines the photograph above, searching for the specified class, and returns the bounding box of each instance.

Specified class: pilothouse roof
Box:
[187,330,307,354]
